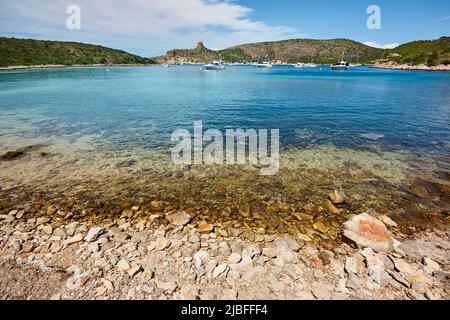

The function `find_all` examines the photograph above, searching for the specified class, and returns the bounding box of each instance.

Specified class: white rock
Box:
[156,280,177,293]
[378,215,397,228]
[117,259,131,271]
[422,257,441,274]
[155,236,170,251]
[128,265,143,277]
[345,253,366,275]
[64,233,84,245]
[342,213,397,253]
[393,259,431,285]
[85,227,104,242]
[311,284,332,300]
[228,253,242,264]
[262,247,277,259]
[212,264,228,278]
[193,250,209,268]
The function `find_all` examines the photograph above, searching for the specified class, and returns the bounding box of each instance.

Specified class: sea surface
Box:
[1,65,449,234]
[0,65,449,160]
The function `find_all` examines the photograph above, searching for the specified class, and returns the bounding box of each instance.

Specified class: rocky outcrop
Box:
[341,213,399,253]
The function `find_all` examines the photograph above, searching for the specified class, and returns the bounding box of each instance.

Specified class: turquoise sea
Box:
[0,65,449,165]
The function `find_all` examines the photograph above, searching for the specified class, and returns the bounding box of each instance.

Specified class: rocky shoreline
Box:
[372,62,450,72]
[0,144,449,300]
[0,194,448,300]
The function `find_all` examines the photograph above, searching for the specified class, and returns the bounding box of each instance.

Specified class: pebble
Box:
[21,241,35,253]
[155,236,170,251]
[198,223,214,233]
[117,259,131,271]
[85,227,104,242]
[312,284,332,300]
[65,233,84,245]
[329,190,347,204]
[345,253,366,275]
[262,247,277,259]
[212,264,228,278]
[128,265,143,277]
[228,252,242,264]
[323,200,340,214]
[171,212,191,226]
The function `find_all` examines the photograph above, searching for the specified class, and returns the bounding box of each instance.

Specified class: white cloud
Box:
[0,0,300,56]
[434,16,450,22]
[363,41,400,49]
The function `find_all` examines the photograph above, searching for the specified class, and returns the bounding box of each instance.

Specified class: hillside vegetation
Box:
[0,37,155,67]
[387,36,450,66]
[157,39,384,64]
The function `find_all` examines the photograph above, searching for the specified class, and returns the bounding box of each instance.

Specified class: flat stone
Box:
[422,257,441,274]
[212,264,228,278]
[193,250,209,268]
[21,241,35,253]
[393,259,431,285]
[117,259,131,271]
[329,190,348,204]
[155,236,170,250]
[65,233,84,245]
[262,247,277,259]
[114,232,130,242]
[198,223,214,233]
[312,284,332,300]
[323,200,340,214]
[228,252,242,264]
[156,280,177,293]
[171,211,191,226]
[329,259,345,277]
[342,213,398,253]
[377,215,397,228]
[85,227,104,242]
[242,244,261,259]
[128,265,143,277]
[345,253,366,275]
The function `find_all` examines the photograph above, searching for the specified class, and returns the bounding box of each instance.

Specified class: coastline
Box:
[372,62,450,72]
[0,143,449,300]
[0,63,157,71]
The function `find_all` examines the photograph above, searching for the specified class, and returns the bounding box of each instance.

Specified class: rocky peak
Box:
[195,41,205,50]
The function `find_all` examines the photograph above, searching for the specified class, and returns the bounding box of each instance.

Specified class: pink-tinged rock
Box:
[341,213,398,253]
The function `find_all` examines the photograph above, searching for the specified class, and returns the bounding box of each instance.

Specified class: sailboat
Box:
[331,51,349,70]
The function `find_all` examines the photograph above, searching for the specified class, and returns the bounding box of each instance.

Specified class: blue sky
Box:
[0,0,449,56]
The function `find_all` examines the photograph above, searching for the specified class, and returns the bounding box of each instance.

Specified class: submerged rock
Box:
[170,211,191,226]
[323,200,341,215]
[341,213,398,253]
[329,190,348,205]
[0,150,25,161]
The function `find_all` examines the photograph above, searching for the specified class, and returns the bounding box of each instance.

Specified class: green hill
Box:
[0,37,155,67]
[156,39,384,64]
[386,36,450,66]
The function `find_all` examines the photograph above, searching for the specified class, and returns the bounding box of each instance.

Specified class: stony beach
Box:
[0,143,449,300]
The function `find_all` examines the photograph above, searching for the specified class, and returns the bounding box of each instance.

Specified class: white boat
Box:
[331,51,350,70]
[256,62,273,68]
[162,63,170,68]
[331,61,349,70]
[294,62,317,68]
[305,63,317,68]
[204,61,225,70]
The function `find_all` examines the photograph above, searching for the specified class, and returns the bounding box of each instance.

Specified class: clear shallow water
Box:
[0,65,449,161]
